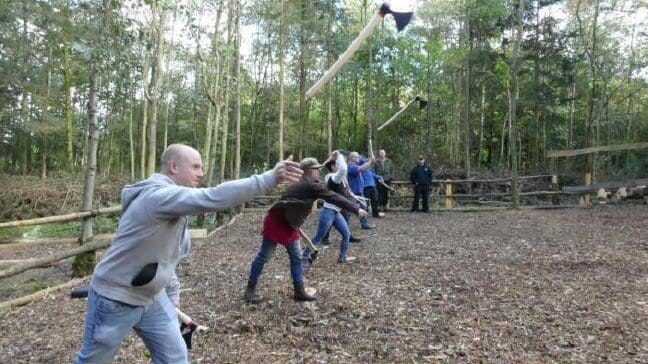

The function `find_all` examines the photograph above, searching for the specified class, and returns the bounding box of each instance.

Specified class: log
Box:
[547,142,648,158]
[207,212,241,238]
[1,229,201,249]
[0,205,122,229]
[0,234,114,248]
[189,229,207,239]
[562,178,648,193]
[0,259,68,269]
[0,277,89,311]
[0,238,111,279]
[390,175,552,185]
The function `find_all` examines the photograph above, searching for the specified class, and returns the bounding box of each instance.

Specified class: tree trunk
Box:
[219,0,234,183]
[509,0,524,209]
[477,80,486,166]
[234,0,241,179]
[278,0,286,160]
[463,17,471,176]
[365,31,373,157]
[146,5,166,177]
[203,102,213,177]
[202,1,223,183]
[20,0,30,176]
[40,45,53,180]
[327,0,335,153]
[74,0,112,277]
[140,55,149,179]
[568,80,576,148]
[576,0,600,181]
[128,84,135,180]
[63,41,74,165]
[298,0,309,160]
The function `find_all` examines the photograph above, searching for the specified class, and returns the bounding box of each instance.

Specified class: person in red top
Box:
[244,155,367,304]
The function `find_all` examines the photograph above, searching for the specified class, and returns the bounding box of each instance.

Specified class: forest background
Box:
[1,0,647,188]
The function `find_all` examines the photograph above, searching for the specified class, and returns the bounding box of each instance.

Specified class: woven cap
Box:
[299,157,322,170]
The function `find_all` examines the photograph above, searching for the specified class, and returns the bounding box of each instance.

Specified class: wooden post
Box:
[551,175,560,205]
[445,179,453,209]
[583,171,592,205]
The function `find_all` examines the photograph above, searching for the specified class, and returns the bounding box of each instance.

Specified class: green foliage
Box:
[2,0,648,182]
[72,252,97,277]
[0,217,119,240]
[23,278,48,293]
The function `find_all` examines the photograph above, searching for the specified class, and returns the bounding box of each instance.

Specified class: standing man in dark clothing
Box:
[373,149,393,211]
[410,155,433,212]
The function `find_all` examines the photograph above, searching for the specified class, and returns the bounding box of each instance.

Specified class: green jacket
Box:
[373,158,393,183]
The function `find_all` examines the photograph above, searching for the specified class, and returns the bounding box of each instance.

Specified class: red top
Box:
[262,208,300,245]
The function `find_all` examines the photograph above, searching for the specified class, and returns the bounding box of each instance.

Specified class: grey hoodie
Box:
[91,171,276,306]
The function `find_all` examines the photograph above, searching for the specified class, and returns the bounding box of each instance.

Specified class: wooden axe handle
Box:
[376,97,418,132]
[299,228,318,253]
[379,179,396,192]
[176,308,193,325]
[306,13,382,99]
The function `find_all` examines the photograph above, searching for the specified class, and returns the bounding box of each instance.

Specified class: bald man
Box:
[75,143,302,364]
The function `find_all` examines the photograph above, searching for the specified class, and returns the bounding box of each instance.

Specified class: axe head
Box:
[310,250,319,263]
[414,95,428,109]
[379,2,415,31]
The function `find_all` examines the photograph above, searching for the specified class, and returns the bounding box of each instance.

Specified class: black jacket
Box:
[270,174,359,229]
[410,165,433,186]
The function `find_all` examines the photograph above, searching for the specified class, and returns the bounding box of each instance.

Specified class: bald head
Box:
[160,144,204,187]
[160,144,198,169]
[349,152,360,164]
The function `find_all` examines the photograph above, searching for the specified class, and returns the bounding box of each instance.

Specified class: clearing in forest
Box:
[1,206,647,363]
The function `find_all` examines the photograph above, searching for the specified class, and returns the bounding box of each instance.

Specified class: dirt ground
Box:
[1,206,647,363]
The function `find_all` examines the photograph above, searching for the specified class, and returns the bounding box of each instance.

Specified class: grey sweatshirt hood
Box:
[91,171,276,306]
[121,174,167,210]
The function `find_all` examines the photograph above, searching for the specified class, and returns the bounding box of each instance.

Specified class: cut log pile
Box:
[0,174,127,222]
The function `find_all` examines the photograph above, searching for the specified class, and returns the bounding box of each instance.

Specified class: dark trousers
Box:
[412,184,430,212]
[376,182,390,208]
[363,186,380,217]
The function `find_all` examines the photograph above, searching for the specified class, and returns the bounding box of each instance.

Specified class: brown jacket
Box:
[270,174,359,229]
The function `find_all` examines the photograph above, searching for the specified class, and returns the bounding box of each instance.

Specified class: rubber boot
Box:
[244,280,262,304]
[293,282,317,302]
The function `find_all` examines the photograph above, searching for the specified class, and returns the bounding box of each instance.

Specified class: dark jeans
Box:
[248,237,303,285]
[363,185,380,217]
[412,184,430,212]
[376,182,390,208]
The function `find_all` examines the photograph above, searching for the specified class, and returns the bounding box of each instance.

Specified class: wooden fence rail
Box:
[0,205,122,229]
[0,238,111,279]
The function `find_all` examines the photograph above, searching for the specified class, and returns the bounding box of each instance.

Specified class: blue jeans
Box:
[75,287,187,364]
[355,198,370,228]
[249,237,303,284]
[304,207,350,259]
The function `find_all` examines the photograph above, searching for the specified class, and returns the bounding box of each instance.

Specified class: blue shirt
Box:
[359,157,381,188]
[347,161,365,195]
